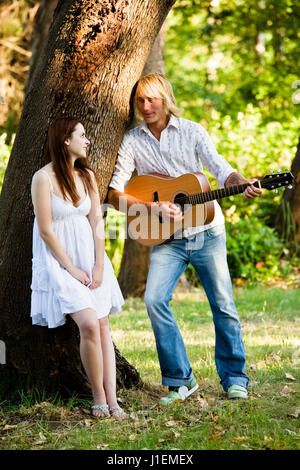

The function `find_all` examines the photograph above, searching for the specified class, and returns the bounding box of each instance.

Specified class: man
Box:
[108,73,261,404]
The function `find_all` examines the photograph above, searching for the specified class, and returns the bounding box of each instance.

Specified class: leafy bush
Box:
[185,217,289,285]
[225,217,286,281]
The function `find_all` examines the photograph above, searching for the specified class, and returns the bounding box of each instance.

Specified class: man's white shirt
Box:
[109,115,236,238]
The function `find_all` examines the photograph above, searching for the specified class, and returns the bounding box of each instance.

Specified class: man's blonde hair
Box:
[134,73,182,119]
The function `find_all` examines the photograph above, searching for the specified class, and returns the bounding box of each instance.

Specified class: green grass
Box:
[0,284,299,450]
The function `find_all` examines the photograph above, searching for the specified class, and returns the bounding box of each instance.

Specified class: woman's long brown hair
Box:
[46,117,96,205]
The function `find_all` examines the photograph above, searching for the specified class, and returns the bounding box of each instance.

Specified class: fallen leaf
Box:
[3,424,18,430]
[272,354,281,361]
[285,373,296,381]
[232,436,249,442]
[197,397,209,408]
[288,408,300,418]
[285,429,297,435]
[32,440,45,446]
[280,385,293,396]
[215,425,224,432]
[165,420,180,427]
[84,419,93,427]
[209,432,223,440]
[241,444,251,449]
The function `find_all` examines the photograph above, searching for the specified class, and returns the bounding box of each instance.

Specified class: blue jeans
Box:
[144,224,249,392]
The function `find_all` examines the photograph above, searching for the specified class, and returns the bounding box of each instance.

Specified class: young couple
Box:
[31,74,262,418]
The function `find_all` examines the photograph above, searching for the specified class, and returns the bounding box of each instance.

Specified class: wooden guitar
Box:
[124,171,294,246]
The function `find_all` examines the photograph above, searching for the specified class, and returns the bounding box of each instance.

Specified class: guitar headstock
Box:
[260,170,294,191]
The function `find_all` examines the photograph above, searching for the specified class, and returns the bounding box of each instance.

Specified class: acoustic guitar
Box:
[124,171,294,246]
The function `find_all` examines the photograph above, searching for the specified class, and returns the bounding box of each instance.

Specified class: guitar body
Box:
[122,169,294,246]
[125,172,215,246]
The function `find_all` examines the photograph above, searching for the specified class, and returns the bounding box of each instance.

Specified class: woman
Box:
[31,117,128,420]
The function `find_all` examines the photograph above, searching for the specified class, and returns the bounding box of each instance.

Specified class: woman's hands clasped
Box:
[68,265,91,286]
[89,264,103,290]
[67,264,103,289]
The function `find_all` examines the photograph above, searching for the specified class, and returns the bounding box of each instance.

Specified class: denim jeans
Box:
[144,224,249,392]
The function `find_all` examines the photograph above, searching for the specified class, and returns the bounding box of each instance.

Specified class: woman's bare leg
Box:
[99,316,117,407]
[99,316,129,420]
[71,308,108,417]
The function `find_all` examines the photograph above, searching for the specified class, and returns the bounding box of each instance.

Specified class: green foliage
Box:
[163,0,300,283]
[104,209,126,276]
[225,216,285,281]
[0,133,12,192]
[166,0,300,125]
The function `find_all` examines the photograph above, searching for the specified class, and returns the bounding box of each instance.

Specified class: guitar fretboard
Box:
[184,182,254,205]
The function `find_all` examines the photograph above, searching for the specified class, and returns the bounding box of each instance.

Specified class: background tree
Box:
[275,139,300,253]
[26,0,58,92]
[0,0,176,400]
[0,0,39,142]
[117,26,165,299]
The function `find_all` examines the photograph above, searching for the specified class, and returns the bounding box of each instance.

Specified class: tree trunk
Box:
[275,137,300,253]
[0,0,176,400]
[118,26,165,298]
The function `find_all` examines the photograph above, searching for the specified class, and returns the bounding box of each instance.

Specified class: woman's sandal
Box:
[91,404,110,418]
[109,405,129,420]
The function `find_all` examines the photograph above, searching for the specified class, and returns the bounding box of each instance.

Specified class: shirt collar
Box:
[139,114,180,134]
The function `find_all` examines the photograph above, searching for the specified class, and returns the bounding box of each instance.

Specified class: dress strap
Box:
[40,170,54,192]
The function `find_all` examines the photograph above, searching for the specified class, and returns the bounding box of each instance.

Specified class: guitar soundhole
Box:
[174,193,188,211]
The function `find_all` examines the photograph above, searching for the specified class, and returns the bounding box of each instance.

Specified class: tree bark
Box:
[275,137,300,253]
[0,0,176,400]
[117,26,165,298]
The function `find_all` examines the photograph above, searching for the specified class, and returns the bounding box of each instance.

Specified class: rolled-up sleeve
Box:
[109,133,136,192]
[195,125,236,188]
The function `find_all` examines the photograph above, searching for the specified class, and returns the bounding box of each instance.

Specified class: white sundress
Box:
[30,170,124,328]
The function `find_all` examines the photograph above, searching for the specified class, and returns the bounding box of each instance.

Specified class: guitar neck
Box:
[187,182,254,205]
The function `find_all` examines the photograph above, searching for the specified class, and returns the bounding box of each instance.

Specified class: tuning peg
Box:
[285,169,289,172]
[278,169,282,172]
[288,185,293,189]
[270,170,275,174]
[274,189,278,193]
